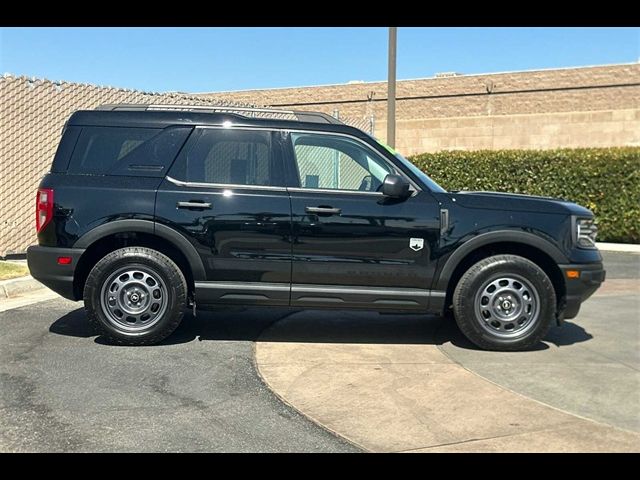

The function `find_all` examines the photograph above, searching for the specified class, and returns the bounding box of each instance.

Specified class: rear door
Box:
[155,126,292,306]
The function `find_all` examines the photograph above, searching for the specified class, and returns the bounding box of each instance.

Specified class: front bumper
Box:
[558,262,606,320]
[26,245,85,301]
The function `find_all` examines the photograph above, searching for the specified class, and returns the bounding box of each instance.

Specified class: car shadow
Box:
[545,321,594,346]
[434,318,550,351]
[48,307,593,351]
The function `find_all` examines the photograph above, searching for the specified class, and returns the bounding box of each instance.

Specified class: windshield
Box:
[368,135,447,193]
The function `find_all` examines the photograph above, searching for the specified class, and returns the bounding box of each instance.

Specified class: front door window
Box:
[290,133,393,192]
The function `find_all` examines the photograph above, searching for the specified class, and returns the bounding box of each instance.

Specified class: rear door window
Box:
[169,128,284,187]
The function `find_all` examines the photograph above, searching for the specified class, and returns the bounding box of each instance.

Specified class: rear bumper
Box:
[558,262,606,320]
[26,245,85,301]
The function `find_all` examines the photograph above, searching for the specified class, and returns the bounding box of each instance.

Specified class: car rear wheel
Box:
[452,254,556,351]
[84,247,187,345]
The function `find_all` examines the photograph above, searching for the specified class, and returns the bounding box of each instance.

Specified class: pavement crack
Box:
[0,372,87,452]
[147,374,209,411]
[574,344,640,373]
[394,421,582,452]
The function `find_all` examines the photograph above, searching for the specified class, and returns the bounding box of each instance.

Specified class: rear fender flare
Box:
[73,219,206,281]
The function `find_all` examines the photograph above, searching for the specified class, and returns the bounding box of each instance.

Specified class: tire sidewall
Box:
[84,248,185,341]
[454,256,556,350]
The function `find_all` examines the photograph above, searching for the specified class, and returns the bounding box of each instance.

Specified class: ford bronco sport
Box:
[27,104,605,350]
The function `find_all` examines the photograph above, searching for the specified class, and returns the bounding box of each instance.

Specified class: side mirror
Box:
[381,174,410,198]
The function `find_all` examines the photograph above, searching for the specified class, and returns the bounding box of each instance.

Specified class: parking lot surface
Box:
[0,302,358,452]
[1,251,637,452]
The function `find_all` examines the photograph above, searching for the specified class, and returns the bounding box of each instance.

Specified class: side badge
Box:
[410,238,424,251]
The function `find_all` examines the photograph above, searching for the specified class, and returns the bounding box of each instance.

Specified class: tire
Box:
[452,254,556,351]
[83,247,187,346]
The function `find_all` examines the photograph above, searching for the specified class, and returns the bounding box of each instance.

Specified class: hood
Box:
[448,191,593,216]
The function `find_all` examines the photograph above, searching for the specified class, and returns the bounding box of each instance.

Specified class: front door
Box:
[284,131,441,311]
[156,127,292,306]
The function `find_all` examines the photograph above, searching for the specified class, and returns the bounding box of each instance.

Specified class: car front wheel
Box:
[452,254,556,351]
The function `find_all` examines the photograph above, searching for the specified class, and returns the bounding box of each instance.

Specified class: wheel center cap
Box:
[130,293,140,303]
[502,300,512,310]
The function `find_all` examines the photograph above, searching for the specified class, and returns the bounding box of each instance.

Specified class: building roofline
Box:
[191,62,639,95]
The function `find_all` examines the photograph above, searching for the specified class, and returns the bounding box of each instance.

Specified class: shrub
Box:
[409,147,640,243]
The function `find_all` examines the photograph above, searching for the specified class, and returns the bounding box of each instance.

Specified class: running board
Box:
[290,284,441,310]
[194,281,445,312]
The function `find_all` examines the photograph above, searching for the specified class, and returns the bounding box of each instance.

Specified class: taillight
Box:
[36,188,54,233]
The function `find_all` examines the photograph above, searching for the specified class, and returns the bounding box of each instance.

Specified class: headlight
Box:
[575,217,598,249]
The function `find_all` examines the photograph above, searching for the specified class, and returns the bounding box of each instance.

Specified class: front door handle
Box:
[177,201,212,209]
[305,206,342,215]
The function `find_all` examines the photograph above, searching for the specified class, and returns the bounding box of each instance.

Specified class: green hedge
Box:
[409,147,640,244]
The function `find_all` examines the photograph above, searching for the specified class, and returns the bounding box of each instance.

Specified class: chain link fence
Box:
[0,77,379,257]
[0,75,258,257]
[332,110,376,136]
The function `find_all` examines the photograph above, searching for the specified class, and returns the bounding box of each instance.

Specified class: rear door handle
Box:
[177,201,212,209]
[305,206,342,215]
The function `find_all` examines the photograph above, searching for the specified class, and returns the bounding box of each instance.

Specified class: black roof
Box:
[66,104,367,138]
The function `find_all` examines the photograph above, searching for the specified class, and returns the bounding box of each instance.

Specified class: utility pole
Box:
[387,27,397,148]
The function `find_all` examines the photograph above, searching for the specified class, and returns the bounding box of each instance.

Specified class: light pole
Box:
[387,27,397,149]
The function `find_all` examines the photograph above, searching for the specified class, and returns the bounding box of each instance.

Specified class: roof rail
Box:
[95,104,343,125]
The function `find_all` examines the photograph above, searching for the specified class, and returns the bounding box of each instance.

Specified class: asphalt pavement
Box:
[0,301,358,452]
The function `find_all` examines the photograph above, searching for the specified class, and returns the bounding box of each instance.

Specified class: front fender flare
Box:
[434,230,569,291]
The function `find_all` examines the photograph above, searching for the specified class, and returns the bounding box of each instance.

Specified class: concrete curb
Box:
[596,242,640,253]
[0,275,45,299]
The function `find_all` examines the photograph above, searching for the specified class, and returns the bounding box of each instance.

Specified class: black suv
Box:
[27,104,605,350]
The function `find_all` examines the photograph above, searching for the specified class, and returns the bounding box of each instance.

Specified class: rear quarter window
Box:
[51,126,82,173]
[68,127,159,174]
[66,126,192,176]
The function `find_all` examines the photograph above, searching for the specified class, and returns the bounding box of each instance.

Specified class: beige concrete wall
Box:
[197,63,640,153]
[375,108,640,155]
[196,64,640,117]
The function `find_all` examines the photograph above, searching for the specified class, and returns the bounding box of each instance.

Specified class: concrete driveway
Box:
[255,251,640,452]
[438,251,640,433]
